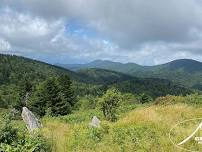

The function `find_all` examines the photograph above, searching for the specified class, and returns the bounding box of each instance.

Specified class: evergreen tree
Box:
[29,78,60,116]
[29,82,48,116]
[57,75,75,115]
[29,76,75,116]
[44,78,61,116]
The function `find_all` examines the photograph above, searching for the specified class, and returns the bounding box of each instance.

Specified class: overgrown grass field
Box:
[1,95,202,151]
[41,99,202,152]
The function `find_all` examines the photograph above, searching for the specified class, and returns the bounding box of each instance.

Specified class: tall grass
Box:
[42,100,202,152]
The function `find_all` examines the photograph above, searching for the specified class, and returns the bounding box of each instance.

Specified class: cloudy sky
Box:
[1,0,202,65]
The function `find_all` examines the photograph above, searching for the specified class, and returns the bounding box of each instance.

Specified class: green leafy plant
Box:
[139,93,153,104]
[0,114,18,145]
[99,88,122,122]
[0,114,51,152]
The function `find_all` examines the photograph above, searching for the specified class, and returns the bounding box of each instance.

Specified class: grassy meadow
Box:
[39,96,202,152]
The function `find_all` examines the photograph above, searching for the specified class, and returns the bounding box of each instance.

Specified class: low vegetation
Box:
[0,113,50,152]
[1,93,202,151]
[40,94,202,152]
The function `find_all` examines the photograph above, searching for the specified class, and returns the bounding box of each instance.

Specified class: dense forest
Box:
[0,54,193,110]
[61,59,202,90]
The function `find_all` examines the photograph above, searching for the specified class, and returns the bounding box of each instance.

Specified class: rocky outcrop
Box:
[21,107,42,132]
[89,116,100,128]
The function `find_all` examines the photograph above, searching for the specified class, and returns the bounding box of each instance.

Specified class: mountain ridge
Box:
[57,58,202,71]
[57,58,202,89]
[0,54,192,99]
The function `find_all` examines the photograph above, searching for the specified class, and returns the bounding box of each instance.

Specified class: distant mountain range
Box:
[0,54,192,98]
[57,59,202,90]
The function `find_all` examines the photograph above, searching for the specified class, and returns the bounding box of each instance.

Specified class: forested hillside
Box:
[77,68,192,97]
[0,54,193,109]
[60,59,202,89]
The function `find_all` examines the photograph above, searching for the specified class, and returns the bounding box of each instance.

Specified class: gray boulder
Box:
[89,116,100,128]
[21,107,42,132]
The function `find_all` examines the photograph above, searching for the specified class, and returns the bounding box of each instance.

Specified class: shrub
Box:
[76,95,99,110]
[0,133,51,152]
[88,128,104,142]
[139,93,153,104]
[99,88,122,122]
[0,114,51,152]
[0,114,18,145]
[0,96,8,108]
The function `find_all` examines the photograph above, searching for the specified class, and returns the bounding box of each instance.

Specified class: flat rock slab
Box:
[21,107,42,132]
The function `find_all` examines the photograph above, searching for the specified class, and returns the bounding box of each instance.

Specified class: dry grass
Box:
[42,103,202,152]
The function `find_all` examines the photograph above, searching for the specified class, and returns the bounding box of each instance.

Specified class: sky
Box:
[1,0,202,65]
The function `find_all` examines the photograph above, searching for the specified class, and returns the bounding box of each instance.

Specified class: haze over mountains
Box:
[58,59,202,90]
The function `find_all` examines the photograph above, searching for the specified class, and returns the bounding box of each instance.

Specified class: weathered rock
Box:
[89,116,100,128]
[21,107,42,132]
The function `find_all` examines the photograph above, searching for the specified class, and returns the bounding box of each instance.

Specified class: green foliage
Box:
[99,88,122,122]
[76,95,99,110]
[0,114,18,144]
[88,127,104,142]
[61,109,102,124]
[111,124,161,151]
[57,75,76,114]
[0,54,81,109]
[155,93,202,106]
[29,75,76,117]
[0,133,51,152]
[113,78,192,98]
[0,95,8,108]
[13,93,202,152]
[64,59,202,90]
[0,54,193,111]
[139,93,153,104]
[0,113,50,152]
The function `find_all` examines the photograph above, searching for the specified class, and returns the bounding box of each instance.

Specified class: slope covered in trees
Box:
[0,54,193,110]
[60,59,202,89]
[77,68,192,97]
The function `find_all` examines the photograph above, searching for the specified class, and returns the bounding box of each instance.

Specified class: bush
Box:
[76,95,99,110]
[0,114,51,152]
[0,114,18,145]
[88,128,104,142]
[0,96,8,108]
[99,88,122,122]
[61,109,102,124]
[0,133,51,152]
[139,93,153,104]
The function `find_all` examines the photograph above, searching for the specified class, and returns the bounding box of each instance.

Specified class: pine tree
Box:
[57,75,75,115]
[29,78,61,116]
[43,78,61,116]
[29,76,75,116]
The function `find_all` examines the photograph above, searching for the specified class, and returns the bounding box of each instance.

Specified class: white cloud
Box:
[1,0,202,64]
[0,38,11,52]
[0,7,119,63]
